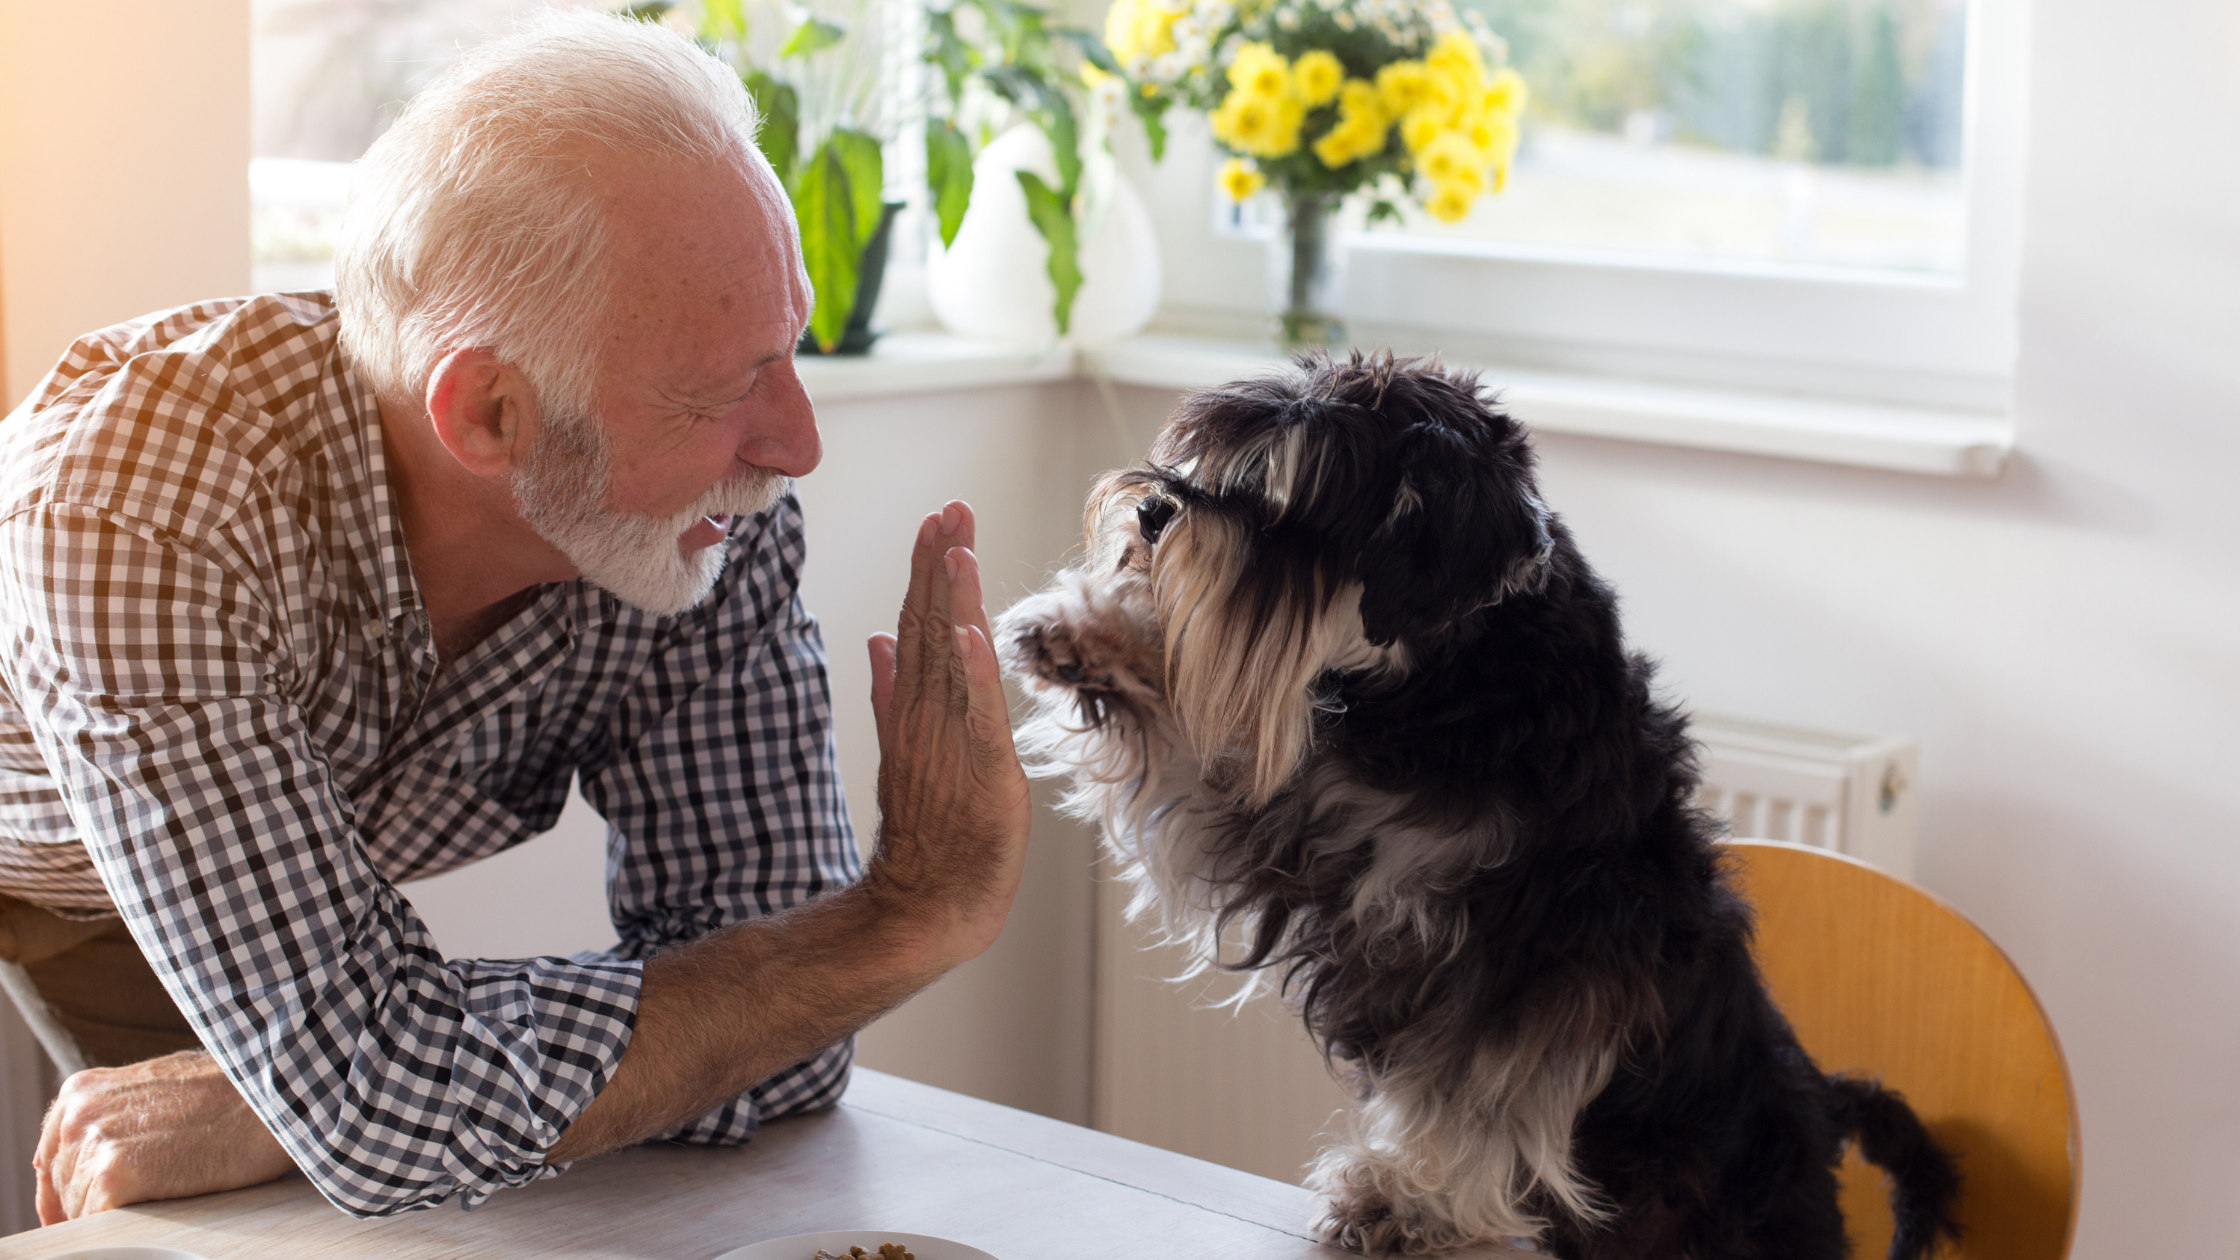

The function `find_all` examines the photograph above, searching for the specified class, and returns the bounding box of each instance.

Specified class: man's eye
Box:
[1137,496,1178,545]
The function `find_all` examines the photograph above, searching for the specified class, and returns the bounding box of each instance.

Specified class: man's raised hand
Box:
[864,501,1033,969]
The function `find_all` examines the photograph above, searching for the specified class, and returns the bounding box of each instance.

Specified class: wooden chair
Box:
[1726,840,2078,1260]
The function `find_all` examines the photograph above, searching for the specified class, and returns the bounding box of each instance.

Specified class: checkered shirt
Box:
[0,293,862,1216]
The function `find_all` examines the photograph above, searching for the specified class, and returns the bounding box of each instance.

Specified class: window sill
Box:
[799,330,2014,480]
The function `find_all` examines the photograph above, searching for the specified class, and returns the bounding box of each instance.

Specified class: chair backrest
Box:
[1725,840,2077,1260]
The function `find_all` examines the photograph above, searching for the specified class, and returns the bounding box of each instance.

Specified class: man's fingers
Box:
[889,515,932,688]
[34,1158,61,1226]
[78,1156,136,1217]
[940,546,1014,741]
[914,505,967,683]
[942,500,979,560]
[868,633,898,754]
[941,541,994,641]
[38,1083,81,1223]
[955,624,1020,766]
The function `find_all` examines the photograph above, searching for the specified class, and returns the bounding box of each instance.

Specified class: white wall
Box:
[0,0,252,410]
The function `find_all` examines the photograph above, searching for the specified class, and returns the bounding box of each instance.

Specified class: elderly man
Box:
[1,14,1031,1222]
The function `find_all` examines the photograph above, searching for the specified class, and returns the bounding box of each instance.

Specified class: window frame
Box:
[1122,0,2029,416]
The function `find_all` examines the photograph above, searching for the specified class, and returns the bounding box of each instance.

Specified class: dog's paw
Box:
[993,579,1164,711]
[1317,1192,1441,1257]
[1003,617,1122,693]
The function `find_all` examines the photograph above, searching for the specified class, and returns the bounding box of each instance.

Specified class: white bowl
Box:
[712,1231,998,1260]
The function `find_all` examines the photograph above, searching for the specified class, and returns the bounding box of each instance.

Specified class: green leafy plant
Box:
[922,0,1122,335]
[744,65,894,353]
[635,0,898,353]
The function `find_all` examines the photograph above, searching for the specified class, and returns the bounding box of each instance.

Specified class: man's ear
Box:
[424,348,535,478]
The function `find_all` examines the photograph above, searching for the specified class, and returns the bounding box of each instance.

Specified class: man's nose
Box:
[744,367,822,479]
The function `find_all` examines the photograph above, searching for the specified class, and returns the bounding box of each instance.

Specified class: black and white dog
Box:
[994,353,1961,1258]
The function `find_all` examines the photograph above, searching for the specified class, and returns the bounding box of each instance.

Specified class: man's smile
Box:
[679,513,732,552]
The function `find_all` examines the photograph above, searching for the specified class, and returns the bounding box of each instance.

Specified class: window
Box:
[1417,0,1970,276]
[249,0,608,293]
[1162,0,2025,413]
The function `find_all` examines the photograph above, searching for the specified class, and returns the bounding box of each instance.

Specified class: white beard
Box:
[511,408,784,616]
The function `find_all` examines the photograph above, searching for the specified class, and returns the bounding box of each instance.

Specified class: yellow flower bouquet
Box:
[1099,0,1524,344]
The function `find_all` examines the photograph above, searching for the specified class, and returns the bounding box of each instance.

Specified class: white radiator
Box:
[1091,714,1922,1183]
[1690,712,1919,880]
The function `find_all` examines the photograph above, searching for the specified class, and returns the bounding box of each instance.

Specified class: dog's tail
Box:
[1826,1075,1963,1260]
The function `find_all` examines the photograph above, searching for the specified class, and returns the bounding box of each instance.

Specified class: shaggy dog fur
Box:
[994,352,1962,1258]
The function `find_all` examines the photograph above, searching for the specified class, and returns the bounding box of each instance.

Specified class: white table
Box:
[0,1070,1529,1259]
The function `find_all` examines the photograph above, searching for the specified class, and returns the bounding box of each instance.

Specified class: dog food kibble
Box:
[809,1247,915,1260]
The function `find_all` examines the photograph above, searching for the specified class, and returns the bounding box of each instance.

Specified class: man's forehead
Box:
[591,149,807,386]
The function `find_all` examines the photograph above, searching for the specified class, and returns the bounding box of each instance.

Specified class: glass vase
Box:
[1267,190,1348,350]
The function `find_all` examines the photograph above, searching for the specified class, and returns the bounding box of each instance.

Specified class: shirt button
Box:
[365,618,387,644]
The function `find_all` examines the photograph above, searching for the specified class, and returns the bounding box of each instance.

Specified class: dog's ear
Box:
[1355,406,1552,647]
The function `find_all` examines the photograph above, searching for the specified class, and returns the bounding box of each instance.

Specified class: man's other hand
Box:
[865,500,1036,970]
[35,1050,295,1224]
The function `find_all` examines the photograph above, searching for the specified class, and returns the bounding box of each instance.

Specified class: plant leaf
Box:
[780,15,849,58]
[1131,91,1169,163]
[1016,170,1081,335]
[826,127,886,257]
[982,66,1079,200]
[1054,27,1120,76]
[926,119,975,249]
[924,9,975,107]
[616,2,673,23]
[743,72,801,184]
[1044,90,1081,200]
[795,142,863,353]
[700,0,747,40]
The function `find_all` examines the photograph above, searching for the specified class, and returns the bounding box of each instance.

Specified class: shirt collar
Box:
[327,339,424,636]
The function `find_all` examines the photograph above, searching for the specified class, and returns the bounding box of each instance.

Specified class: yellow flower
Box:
[1292,50,1345,108]
[1313,117,1383,168]
[1265,93,1306,156]
[1376,60,1433,117]
[1400,107,1444,153]
[1482,66,1529,118]
[1418,131,1485,188]
[1427,30,1484,82]
[1313,128,1356,169]
[1338,78,1384,126]
[1228,42,1292,100]
[1211,92,1245,146]
[1425,64,1473,123]
[1215,88,1303,158]
[1105,0,1180,63]
[1218,156,1267,201]
[1426,180,1475,223]
[1463,110,1519,161]
[1104,0,1142,58]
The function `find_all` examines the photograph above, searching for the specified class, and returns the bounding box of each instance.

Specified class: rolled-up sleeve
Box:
[0,504,640,1216]
[579,497,863,1146]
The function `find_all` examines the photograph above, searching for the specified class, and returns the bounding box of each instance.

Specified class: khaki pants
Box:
[0,895,198,1068]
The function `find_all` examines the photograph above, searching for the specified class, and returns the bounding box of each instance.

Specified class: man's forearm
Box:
[551,503,1031,1166]
[543,876,946,1162]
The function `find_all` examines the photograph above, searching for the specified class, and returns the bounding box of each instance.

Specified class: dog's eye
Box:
[1137,496,1178,545]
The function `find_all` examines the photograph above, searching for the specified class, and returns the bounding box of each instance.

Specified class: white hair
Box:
[335,10,768,417]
